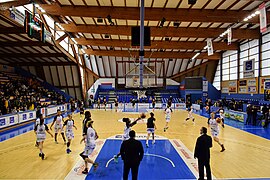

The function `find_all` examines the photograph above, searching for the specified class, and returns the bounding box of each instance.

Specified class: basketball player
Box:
[218,107,225,128]
[164,105,173,132]
[80,120,99,174]
[80,105,84,118]
[62,114,77,154]
[35,114,43,147]
[185,106,195,124]
[50,109,66,144]
[152,98,156,112]
[34,116,53,160]
[82,111,92,136]
[114,114,145,162]
[103,98,107,111]
[146,112,156,147]
[208,113,225,152]
[115,97,119,112]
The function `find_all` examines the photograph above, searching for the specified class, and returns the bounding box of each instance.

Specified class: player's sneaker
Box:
[39,153,42,157]
[82,168,88,174]
[113,155,118,163]
[146,143,149,148]
[192,118,195,122]
[93,163,99,171]
[186,118,189,121]
[66,149,71,154]
[41,153,45,160]
[164,128,166,132]
[55,141,58,144]
[152,140,155,144]
[221,145,225,152]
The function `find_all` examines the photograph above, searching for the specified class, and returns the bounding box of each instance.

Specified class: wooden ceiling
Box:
[0,14,74,66]
[0,0,266,81]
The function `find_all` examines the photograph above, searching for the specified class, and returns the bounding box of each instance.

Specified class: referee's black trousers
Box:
[123,162,139,180]
[198,159,212,180]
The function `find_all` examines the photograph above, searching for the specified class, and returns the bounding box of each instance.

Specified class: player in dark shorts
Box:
[146,112,156,147]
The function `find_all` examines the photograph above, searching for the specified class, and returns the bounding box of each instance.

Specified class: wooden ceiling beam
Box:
[40,5,262,23]
[74,38,238,50]
[0,53,66,58]
[84,49,220,60]
[0,27,24,34]
[0,41,52,47]
[11,61,76,66]
[60,24,260,39]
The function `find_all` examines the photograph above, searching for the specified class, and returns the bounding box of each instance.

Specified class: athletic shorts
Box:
[66,130,74,139]
[54,124,64,133]
[166,118,171,122]
[147,128,155,134]
[36,134,46,142]
[83,144,96,156]
[211,131,219,137]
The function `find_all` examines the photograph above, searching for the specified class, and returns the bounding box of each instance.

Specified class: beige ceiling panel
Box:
[99,0,111,6]
[179,22,190,27]
[85,0,99,6]
[230,1,250,10]
[188,38,197,41]
[243,1,261,10]
[0,19,13,27]
[116,19,127,26]
[148,21,159,26]
[210,23,222,28]
[32,46,47,53]
[178,0,190,8]
[113,0,125,6]
[92,34,102,39]
[166,0,179,8]
[192,0,209,9]
[199,22,211,28]
[152,0,167,8]
[57,0,72,5]
[196,38,205,42]
[9,34,27,41]
[189,22,201,28]
[83,33,93,38]
[205,0,223,9]
[83,17,95,24]
[180,37,188,41]
[218,0,237,10]
[127,20,137,26]
[119,35,128,40]
[171,37,179,41]
[110,35,119,39]
[126,0,138,7]
[219,23,231,28]
[72,0,85,5]
[0,34,16,41]
[71,16,84,24]
[155,37,162,40]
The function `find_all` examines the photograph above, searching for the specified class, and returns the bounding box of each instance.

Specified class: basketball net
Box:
[137,90,146,99]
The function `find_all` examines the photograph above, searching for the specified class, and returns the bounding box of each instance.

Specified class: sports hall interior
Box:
[0,0,270,179]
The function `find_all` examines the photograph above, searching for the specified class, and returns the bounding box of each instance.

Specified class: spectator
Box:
[245,104,252,125]
[252,105,258,126]
[120,130,144,180]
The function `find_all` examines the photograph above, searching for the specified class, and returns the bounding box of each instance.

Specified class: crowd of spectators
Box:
[0,73,65,116]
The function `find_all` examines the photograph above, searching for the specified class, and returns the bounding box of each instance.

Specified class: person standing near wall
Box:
[120,130,144,180]
[194,127,212,180]
[245,104,252,125]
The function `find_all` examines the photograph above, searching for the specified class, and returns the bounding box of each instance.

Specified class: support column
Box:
[139,0,145,89]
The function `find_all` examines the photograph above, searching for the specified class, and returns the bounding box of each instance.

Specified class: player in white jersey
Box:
[50,109,66,144]
[208,113,225,152]
[79,120,99,175]
[219,107,225,128]
[34,116,53,160]
[35,114,43,147]
[164,105,173,132]
[114,113,146,162]
[185,106,195,124]
[62,114,77,154]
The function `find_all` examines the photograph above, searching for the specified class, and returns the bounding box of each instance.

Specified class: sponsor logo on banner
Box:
[239,80,247,86]
[229,81,237,87]
[243,59,255,78]
[29,113,33,118]
[0,119,6,126]
[207,38,213,56]
[259,3,267,33]
[180,85,185,90]
[227,27,232,45]
[23,114,27,120]
[10,117,14,124]
[229,87,236,93]
[248,86,257,93]
[247,79,256,86]
[222,87,229,93]
[265,81,270,90]
[203,81,208,92]
[239,87,247,93]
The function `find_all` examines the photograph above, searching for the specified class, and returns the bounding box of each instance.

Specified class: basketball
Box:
[216,117,222,123]
[140,113,146,119]
[205,106,209,111]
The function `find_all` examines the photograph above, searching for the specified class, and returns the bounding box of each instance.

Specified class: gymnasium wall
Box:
[213,29,270,100]
[20,65,83,100]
